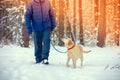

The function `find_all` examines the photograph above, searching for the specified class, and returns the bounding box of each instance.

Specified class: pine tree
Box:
[118,0,120,46]
[97,0,106,47]
[0,0,3,44]
[22,0,30,47]
[58,0,64,46]
[79,0,84,45]
[94,0,99,27]
[73,0,76,42]
[65,0,74,40]
[114,0,120,46]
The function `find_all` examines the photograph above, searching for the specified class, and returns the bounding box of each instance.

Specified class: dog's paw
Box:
[66,65,69,67]
[73,66,76,69]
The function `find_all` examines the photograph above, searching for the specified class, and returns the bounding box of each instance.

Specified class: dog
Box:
[63,38,91,68]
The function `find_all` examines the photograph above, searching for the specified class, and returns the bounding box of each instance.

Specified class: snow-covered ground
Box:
[0,45,120,80]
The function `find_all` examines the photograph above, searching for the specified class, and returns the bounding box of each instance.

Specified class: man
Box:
[25,0,56,64]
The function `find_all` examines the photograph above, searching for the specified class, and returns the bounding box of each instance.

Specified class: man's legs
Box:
[33,28,51,64]
[41,28,51,60]
[34,31,43,63]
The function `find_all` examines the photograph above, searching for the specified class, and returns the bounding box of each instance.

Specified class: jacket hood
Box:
[33,0,45,3]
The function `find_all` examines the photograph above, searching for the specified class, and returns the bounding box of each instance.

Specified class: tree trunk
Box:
[94,0,99,27]
[79,0,84,45]
[22,0,30,47]
[58,0,64,46]
[0,0,3,43]
[115,0,120,46]
[97,0,106,47]
[52,0,55,10]
[118,0,120,46]
[73,0,76,42]
[65,0,74,41]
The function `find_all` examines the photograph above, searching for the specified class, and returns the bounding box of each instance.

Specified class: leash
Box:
[51,30,67,53]
[51,42,67,53]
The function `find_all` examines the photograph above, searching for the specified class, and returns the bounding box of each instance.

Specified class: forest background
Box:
[0,0,120,48]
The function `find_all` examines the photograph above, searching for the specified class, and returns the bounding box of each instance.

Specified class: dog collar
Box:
[68,44,75,51]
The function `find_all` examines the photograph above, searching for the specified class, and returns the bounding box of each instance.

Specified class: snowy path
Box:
[0,45,120,80]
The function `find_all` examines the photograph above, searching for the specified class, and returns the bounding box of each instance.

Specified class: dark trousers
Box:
[34,28,51,62]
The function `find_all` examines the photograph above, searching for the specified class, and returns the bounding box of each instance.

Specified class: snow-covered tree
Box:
[0,0,28,47]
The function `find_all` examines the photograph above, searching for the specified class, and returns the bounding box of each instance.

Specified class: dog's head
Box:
[62,38,74,48]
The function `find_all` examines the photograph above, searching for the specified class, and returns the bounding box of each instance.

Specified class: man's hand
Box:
[28,29,32,34]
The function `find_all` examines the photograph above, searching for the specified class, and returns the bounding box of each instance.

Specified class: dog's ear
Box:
[68,39,73,46]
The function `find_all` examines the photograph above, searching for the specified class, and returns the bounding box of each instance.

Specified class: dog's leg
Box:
[80,56,83,68]
[66,57,70,67]
[72,59,76,68]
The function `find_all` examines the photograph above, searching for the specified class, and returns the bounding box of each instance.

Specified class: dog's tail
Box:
[83,50,91,53]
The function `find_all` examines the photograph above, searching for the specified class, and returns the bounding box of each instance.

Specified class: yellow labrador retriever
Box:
[63,38,91,68]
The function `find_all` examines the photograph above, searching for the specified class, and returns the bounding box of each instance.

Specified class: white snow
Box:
[0,45,120,80]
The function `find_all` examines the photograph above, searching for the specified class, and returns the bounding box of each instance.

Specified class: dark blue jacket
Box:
[25,0,56,34]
